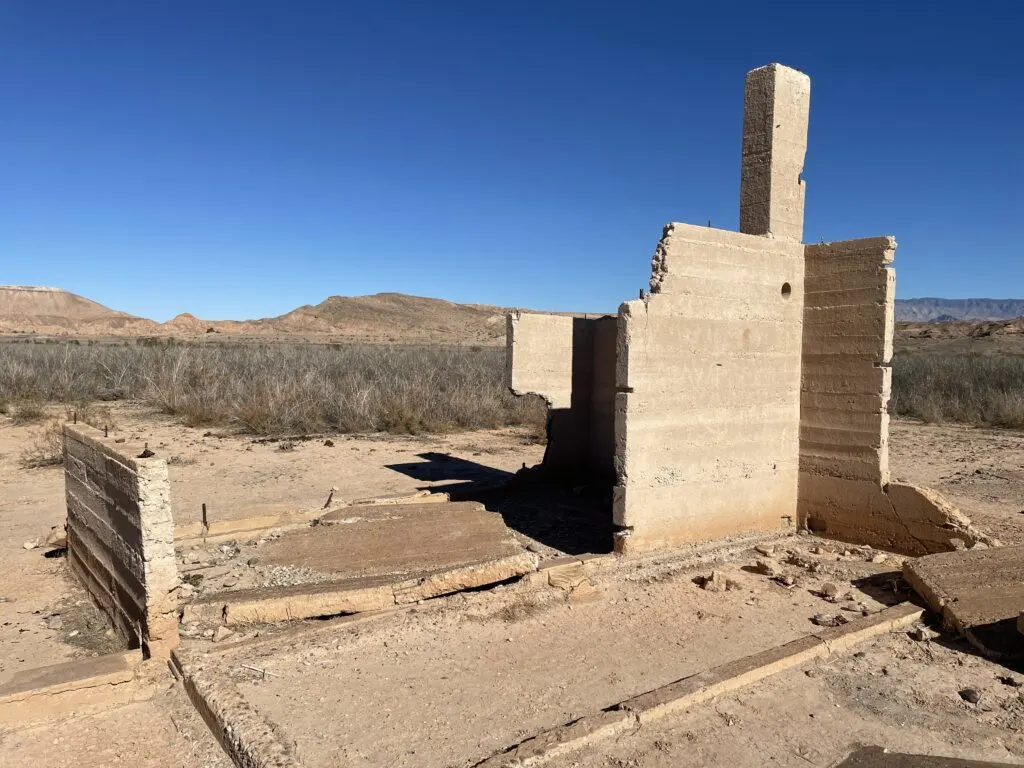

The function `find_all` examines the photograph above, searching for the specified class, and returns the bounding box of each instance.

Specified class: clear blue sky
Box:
[1,1,1021,321]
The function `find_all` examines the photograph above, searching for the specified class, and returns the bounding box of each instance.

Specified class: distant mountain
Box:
[0,287,510,345]
[0,285,159,335]
[895,298,1024,323]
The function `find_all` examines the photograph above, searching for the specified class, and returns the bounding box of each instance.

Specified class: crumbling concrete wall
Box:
[798,239,993,554]
[63,424,179,658]
[505,61,993,557]
[506,312,616,482]
[613,224,805,552]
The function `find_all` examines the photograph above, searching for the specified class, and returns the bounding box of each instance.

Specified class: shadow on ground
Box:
[386,452,613,555]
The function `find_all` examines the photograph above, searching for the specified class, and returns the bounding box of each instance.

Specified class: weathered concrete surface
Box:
[173,649,302,768]
[739,63,811,243]
[801,477,993,555]
[507,311,617,481]
[0,651,146,727]
[507,312,575,409]
[904,545,1024,652]
[473,605,921,767]
[798,238,991,554]
[187,501,538,625]
[836,746,1018,767]
[503,62,975,559]
[64,424,180,658]
[614,223,804,552]
[275,501,524,577]
[801,237,895,485]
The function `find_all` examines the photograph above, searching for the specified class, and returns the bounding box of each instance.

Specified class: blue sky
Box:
[1,1,1021,321]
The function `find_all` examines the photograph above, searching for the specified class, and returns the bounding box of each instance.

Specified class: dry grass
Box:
[20,420,64,468]
[0,341,546,437]
[891,352,1024,428]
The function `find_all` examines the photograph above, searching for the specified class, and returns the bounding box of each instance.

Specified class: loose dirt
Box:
[3,408,1024,765]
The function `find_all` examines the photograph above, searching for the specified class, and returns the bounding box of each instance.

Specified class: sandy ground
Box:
[0,403,544,682]
[890,420,1024,545]
[223,541,911,768]
[2,407,1024,765]
[548,627,1024,767]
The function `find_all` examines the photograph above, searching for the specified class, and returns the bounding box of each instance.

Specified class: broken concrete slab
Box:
[904,545,1024,656]
[186,501,539,625]
[278,501,526,578]
[0,651,147,727]
[172,648,301,768]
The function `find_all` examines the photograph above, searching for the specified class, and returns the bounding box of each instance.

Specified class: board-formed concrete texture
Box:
[506,62,984,556]
[739,63,811,243]
[614,223,804,550]
[507,310,617,481]
[64,424,180,658]
[798,238,993,554]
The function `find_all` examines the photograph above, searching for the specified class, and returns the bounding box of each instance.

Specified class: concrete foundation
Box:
[506,63,981,556]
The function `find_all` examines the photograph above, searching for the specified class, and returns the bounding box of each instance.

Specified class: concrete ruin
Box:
[63,424,180,658]
[508,63,988,556]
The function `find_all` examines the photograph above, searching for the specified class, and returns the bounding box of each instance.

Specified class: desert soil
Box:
[2,407,1024,765]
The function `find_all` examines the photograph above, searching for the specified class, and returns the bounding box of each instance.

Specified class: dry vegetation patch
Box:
[0,341,547,436]
[892,352,1024,428]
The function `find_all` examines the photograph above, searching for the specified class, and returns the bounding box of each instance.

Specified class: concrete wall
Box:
[64,425,179,658]
[506,312,616,482]
[797,239,992,554]
[800,237,895,485]
[613,223,805,552]
[739,64,810,243]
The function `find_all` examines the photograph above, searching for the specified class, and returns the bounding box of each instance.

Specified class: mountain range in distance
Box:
[2,285,1024,346]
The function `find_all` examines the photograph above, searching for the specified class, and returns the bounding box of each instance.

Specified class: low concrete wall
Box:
[64,424,179,658]
[614,223,805,553]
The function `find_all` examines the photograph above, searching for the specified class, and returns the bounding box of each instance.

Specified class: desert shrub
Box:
[891,352,1024,428]
[20,420,64,468]
[11,401,46,424]
[0,341,547,437]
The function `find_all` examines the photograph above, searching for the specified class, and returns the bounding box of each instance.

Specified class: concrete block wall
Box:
[63,424,179,658]
[613,223,805,552]
[506,312,617,482]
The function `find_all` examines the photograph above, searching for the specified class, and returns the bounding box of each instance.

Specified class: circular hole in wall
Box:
[781,282,792,298]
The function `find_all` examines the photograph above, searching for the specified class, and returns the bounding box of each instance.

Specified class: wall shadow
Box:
[385,452,613,555]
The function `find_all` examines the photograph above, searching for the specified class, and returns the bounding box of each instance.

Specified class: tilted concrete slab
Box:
[904,545,1024,655]
[186,501,539,625]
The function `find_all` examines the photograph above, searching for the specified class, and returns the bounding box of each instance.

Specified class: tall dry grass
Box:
[0,341,546,436]
[891,352,1024,428]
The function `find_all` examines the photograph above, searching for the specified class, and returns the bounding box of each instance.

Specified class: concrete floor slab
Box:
[904,545,1024,655]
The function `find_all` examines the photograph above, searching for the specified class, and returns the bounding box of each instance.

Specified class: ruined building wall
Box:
[797,239,992,554]
[506,312,616,482]
[613,224,805,552]
[64,424,180,658]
